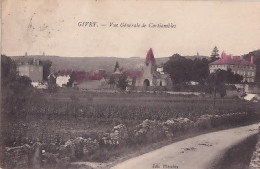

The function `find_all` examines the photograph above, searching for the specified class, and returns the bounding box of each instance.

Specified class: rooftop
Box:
[209,52,255,66]
[15,57,41,65]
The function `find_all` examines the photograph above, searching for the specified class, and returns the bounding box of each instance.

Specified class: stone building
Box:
[135,48,171,88]
[16,57,43,82]
[209,52,256,82]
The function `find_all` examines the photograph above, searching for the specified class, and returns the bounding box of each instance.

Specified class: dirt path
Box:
[111,123,259,169]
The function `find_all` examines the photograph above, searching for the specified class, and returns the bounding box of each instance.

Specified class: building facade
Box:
[135,48,171,88]
[16,58,43,82]
[209,52,256,82]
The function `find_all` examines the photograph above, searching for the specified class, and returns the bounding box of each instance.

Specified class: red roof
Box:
[123,70,143,79]
[145,48,156,65]
[209,52,255,66]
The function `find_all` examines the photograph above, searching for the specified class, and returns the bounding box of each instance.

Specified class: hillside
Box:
[10,55,208,72]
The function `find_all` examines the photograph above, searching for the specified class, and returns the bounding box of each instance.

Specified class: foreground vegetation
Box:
[3,91,258,145]
[2,90,259,168]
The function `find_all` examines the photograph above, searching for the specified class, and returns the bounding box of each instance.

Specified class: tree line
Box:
[163,49,244,86]
[163,53,210,84]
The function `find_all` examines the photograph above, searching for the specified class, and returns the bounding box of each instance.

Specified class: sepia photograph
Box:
[1,0,260,169]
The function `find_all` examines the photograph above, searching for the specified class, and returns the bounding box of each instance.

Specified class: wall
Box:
[136,63,154,86]
[18,65,43,82]
[209,64,256,82]
[56,75,70,87]
[245,84,260,94]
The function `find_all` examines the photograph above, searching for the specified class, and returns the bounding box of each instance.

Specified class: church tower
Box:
[144,48,157,74]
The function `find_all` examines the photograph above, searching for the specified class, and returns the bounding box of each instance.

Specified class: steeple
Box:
[145,48,156,66]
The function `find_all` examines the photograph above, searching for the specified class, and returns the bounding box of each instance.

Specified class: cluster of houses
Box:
[15,49,258,94]
[15,48,172,91]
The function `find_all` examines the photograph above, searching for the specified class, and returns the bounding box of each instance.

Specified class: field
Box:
[2,89,260,166]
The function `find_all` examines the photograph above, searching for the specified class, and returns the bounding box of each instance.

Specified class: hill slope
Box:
[10,55,208,72]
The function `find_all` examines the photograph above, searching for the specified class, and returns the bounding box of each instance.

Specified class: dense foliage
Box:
[67,71,76,87]
[163,54,209,84]
[117,73,128,90]
[209,46,220,63]
[40,60,52,81]
[1,55,35,117]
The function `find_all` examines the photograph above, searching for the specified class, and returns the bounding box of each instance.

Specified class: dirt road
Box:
[111,123,259,169]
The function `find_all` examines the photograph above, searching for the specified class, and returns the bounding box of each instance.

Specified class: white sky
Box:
[2,0,260,58]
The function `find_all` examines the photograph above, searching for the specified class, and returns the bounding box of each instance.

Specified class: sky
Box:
[2,0,260,58]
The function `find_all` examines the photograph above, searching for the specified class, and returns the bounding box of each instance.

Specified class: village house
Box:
[16,57,43,82]
[55,70,72,87]
[77,69,110,90]
[209,52,256,82]
[77,77,109,90]
[74,49,172,91]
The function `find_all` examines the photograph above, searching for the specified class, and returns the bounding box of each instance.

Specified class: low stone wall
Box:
[102,124,129,145]
[2,112,254,168]
[249,127,260,169]
[2,137,99,169]
[134,119,166,143]
[196,112,249,129]
[3,142,42,169]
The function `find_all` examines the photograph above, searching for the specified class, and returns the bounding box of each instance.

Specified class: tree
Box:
[211,46,219,58]
[163,54,193,84]
[40,60,52,81]
[114,61,120,72]
[1,55,35,117]
[210,46,220,63]
[207,68,243,107]
[1,55,17,86]
[47,74,57,92]
[117,73,128,90]
[225,69,243,84]
[67,71,76,87]
[108,76,116,88]
[207,70,226,108]
[164,54,210,85]
[191,58,209,83]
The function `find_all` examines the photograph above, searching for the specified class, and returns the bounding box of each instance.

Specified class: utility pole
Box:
[213,70,220,109]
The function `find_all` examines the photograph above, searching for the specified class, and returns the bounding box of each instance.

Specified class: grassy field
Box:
[3,89,259,148]
[1,89,259,169]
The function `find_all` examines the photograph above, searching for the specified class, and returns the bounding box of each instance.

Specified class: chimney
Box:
[251,56,254,64]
